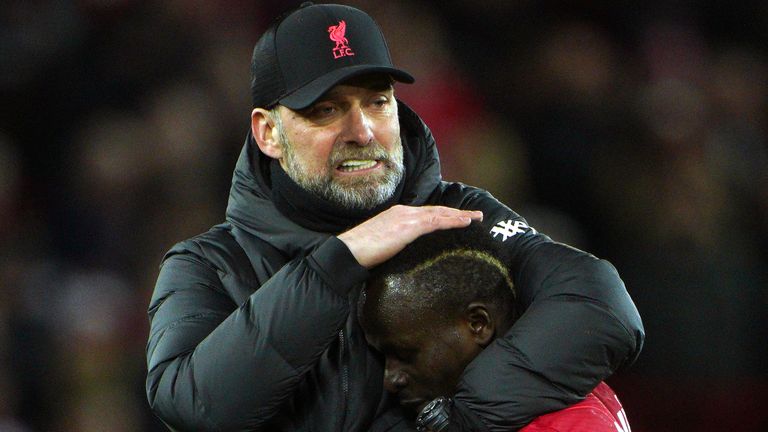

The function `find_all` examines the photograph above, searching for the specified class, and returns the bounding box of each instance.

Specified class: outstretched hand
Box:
[337,205,483,268]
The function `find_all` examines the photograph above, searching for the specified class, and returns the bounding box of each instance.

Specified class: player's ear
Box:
[251,107,283,160]
[465,302,495,347]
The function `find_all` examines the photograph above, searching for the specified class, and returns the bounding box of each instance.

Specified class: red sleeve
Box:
[521,383,630,432]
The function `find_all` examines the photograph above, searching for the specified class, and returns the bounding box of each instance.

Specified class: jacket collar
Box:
[224,101,442,255]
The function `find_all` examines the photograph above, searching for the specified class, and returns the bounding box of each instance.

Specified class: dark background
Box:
[1,1,766,431]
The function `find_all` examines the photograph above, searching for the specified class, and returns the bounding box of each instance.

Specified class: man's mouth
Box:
[337,159,379,172]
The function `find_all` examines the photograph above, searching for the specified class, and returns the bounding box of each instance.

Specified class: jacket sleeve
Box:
[437,183,644,431]
[145,236,368,431]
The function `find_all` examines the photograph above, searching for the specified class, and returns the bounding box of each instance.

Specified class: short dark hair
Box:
[362,223,518,328]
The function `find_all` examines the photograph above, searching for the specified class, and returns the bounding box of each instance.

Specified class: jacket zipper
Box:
[338,329,349,430]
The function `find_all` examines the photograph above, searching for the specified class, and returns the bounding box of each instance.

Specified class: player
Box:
[360,224,633,431]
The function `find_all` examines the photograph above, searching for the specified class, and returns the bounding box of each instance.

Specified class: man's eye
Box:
[316,105,336,116]
[372,98,389,108]
[306,104,337,118]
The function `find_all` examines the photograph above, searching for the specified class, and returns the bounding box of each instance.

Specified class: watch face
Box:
[418,398,441,418]
[416,397,451,432]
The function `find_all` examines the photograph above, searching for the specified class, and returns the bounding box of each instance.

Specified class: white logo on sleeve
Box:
[613,398,631,432]
[490,219,536,241]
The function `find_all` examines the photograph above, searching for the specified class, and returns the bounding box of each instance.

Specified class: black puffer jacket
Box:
[146,102,644,431]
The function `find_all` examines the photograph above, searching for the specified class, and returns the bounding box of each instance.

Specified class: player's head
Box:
[249,3,414,210]
[358,224,518,416]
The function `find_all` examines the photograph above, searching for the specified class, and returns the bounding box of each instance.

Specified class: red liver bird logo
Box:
[328,20,355,59]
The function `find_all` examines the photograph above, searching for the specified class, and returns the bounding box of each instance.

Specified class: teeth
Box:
[338,159,377,172]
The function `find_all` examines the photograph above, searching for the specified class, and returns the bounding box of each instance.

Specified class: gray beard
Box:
[278,127,405,211]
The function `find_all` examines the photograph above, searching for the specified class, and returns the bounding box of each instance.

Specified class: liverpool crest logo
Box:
[328,20,355,59]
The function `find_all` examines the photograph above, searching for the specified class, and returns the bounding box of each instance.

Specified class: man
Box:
[360,224,632,431]
[145,3,643,431]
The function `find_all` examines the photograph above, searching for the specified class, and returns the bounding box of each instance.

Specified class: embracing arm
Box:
[145,236,366,431]
[439,183,644,431]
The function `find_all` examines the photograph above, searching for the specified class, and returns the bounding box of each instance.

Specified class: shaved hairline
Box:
[399,248,515,298]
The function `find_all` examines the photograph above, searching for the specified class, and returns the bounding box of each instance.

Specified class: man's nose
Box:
[383,362,408,394]
[341,106,374,146]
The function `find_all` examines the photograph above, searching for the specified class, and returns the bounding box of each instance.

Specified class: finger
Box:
[467,210,483,221]
[444,214,476,227]
[421,214,476,233]
[423,206,483,220]
[429,209,483,224]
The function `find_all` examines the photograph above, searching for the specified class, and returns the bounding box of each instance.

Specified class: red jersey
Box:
[521,383,630,432]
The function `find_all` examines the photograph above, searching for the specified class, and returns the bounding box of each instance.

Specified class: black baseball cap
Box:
[250,2,414,110]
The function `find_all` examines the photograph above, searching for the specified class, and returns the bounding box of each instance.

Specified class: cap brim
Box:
[279,65,414,110]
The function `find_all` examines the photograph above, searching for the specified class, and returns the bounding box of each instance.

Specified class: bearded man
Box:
[145,3,643,431]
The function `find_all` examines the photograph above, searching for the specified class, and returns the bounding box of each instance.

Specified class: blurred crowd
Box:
[1,1,766,431]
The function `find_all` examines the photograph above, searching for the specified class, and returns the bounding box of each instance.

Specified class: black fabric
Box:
[250,3,413,109]
[146,100,644,431]
[446,400,492,432]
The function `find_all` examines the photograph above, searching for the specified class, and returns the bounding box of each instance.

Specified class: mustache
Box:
[328,141,393,166]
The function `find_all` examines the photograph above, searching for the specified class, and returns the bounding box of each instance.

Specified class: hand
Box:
[337,205,483,268]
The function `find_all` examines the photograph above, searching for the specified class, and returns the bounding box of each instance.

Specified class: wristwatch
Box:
[415,396,451,432]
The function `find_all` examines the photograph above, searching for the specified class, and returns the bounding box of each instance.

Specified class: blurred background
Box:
[1,0,766,430]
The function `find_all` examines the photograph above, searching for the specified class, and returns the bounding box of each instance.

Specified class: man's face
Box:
[362,308,480,416]
[273,75,404,210]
